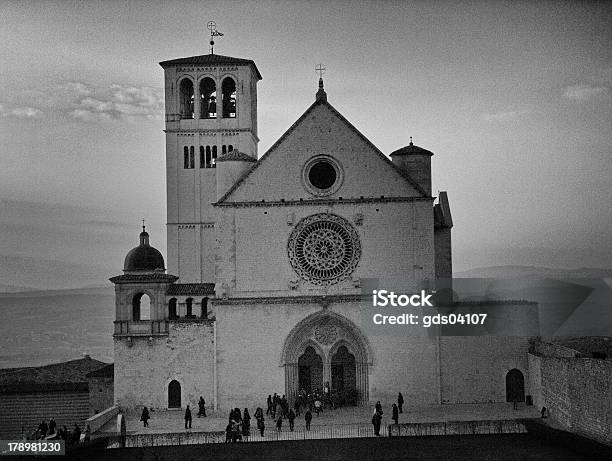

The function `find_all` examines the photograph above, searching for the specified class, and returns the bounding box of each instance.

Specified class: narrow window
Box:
[132,293,150,321]
[206,146,211,168]
[221,77,236,118]
[228,144,233,152]
[200,146,205,168]
[184,146,189,169]
[179,78,194,119]
[201,298,208,319]
[222,145,227,156]
[186,298,194,317]
[189,146,195,169]
[168,298,178,319]
[212,146,217,168]
[199,78,216,119]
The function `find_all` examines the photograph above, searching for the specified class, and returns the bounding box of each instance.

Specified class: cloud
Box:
[482,110,529,122]
[0,104,44,119]
[6,81,164,123]
[563,84,609,102]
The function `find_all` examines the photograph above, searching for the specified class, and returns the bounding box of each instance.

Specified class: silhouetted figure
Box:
[72,424,81,444]
[266,395,273,416]
[375,401,383,416]
[305,409,312,431]
[372,410,382,436]
[38,421,48,438]
[288,409,296,431]
[276,416,283,432]
[84,424,91,442]
[225,422,233,443]
[392,403,399,425]
[48,418,56,435]
[243,408,251,437]
[255,407,265,437]
[184,405,192,428]
[398,392,404,413]
[541,406,548,418]
[140,407,150,427]
[198,396,207,417]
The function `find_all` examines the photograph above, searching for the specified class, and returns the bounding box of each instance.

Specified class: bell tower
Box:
[159,53,262,282]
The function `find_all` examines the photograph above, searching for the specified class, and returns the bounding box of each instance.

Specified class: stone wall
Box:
[528,352,611,444]
[114,321,215,411]
[88,375,114,415]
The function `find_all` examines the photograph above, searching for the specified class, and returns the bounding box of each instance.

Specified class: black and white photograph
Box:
[0,1,610,460]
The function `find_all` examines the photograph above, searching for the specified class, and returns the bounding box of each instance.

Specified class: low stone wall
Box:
[107,431,226,448]
[86,406,119,434]
[389,419,528,437]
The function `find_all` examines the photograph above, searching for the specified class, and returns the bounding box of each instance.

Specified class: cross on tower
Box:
[142,218,146,232]
[207,21,224,54]
[315,64,326,79]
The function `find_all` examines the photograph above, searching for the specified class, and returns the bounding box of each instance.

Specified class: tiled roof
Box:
[159,53,262,80]
[216,150,257,163]
[167,283,215,296]
[390,142,433,157]
[0,357,109,393]
[85,363,114,378]
[109,273,178,283]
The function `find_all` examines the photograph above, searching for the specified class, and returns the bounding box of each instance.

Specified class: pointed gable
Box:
[216,99,427,204]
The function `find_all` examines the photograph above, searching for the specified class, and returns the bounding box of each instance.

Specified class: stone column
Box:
[285,363,299,404]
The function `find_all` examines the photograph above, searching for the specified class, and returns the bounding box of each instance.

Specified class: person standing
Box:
[276,415,283,432]
[48,418,56,436]
[305,409,312,431]
[255,407,265,437]
[392,403,399,425]
[371,410,382,436]
[184,405,192,429]
[140,406,150,428]
[243,408,251,437]
[398,392,404,413]
[375,401,383,416]
[198,396,207,417]
[266,395,273,417]
[288,409,296,431]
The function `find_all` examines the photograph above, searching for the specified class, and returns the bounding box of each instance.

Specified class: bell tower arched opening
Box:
[179,78,194,119]
[199,77,216,119]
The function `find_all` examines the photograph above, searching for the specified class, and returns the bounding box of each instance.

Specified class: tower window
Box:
[200,146,205,168]
[222,145,227,156]
[228,144,233,152]
[179,78,194,119]
[132,293,151,321]
[221,77,236,118]
[183,146,189,169]
[212,146,217,168]
[206,146,212,168]
[201,298,208,319]
[200,78,216,119]
[189,146,195,169]
[186,298,194,318]
[168,298,178,319]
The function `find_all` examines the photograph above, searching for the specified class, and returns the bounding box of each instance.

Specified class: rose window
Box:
[288,213,361,285]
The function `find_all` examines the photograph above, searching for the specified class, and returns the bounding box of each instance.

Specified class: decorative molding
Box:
[213,294,366,306]
[215,196,434,208]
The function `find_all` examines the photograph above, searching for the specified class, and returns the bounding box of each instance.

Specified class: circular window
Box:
[288,213,361,286]
[302,156,343,196]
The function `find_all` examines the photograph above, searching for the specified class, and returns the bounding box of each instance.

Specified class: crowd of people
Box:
[29,417,90,444]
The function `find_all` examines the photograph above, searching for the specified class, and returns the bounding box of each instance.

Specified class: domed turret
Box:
[123,225,165,272]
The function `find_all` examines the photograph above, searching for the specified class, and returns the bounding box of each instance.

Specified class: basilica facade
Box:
[110,52,532,412]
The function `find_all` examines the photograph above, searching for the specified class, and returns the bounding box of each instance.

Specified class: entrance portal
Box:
[168,380,181,408]
[298,346,323,393]
[331,345,356,393]
[505,369,525,402]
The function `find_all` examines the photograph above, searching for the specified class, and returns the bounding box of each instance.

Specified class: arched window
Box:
[132,293,150,321]
[201,298,208,319]
[212,146,217,168]
[199,146,205,168]
[189,146,195,169]
[179,78,194,119]
[222,145,227,156]
[186,298,194,318]
[168,380,181,408]
[205,146,212,168]
[184,146,189,169]
[228,145,233,152]
[221,77,236,118]
[199,78,216,119]
[168,298,178,319]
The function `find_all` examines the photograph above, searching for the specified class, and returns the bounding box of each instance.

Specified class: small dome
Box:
[390,140,433,157]
[123,228,165,272]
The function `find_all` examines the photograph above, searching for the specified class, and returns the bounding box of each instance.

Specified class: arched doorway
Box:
[281,311,372,405]
[331,345,356,393]
[506,369,525,402]
[298,346,323,393]
[168,380,181,408]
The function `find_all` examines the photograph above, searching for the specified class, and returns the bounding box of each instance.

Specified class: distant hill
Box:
[454,265,612,279]
[0,255,113,291]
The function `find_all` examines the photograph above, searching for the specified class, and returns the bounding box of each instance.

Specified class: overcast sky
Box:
[0,0,611,279]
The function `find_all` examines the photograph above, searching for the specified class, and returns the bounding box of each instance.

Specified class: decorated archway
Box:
[281,310,372,405]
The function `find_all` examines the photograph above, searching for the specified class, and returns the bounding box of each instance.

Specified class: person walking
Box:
[184,405,192,429]
[266,395,273,417]
[288,409,296,431]
[276,415,283,432]
[398,392,404,413]
[255,407,265,437]
[305,409,312,431]
[392,403,399,425]
[197,396,207,417]
[140,406,150,428]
